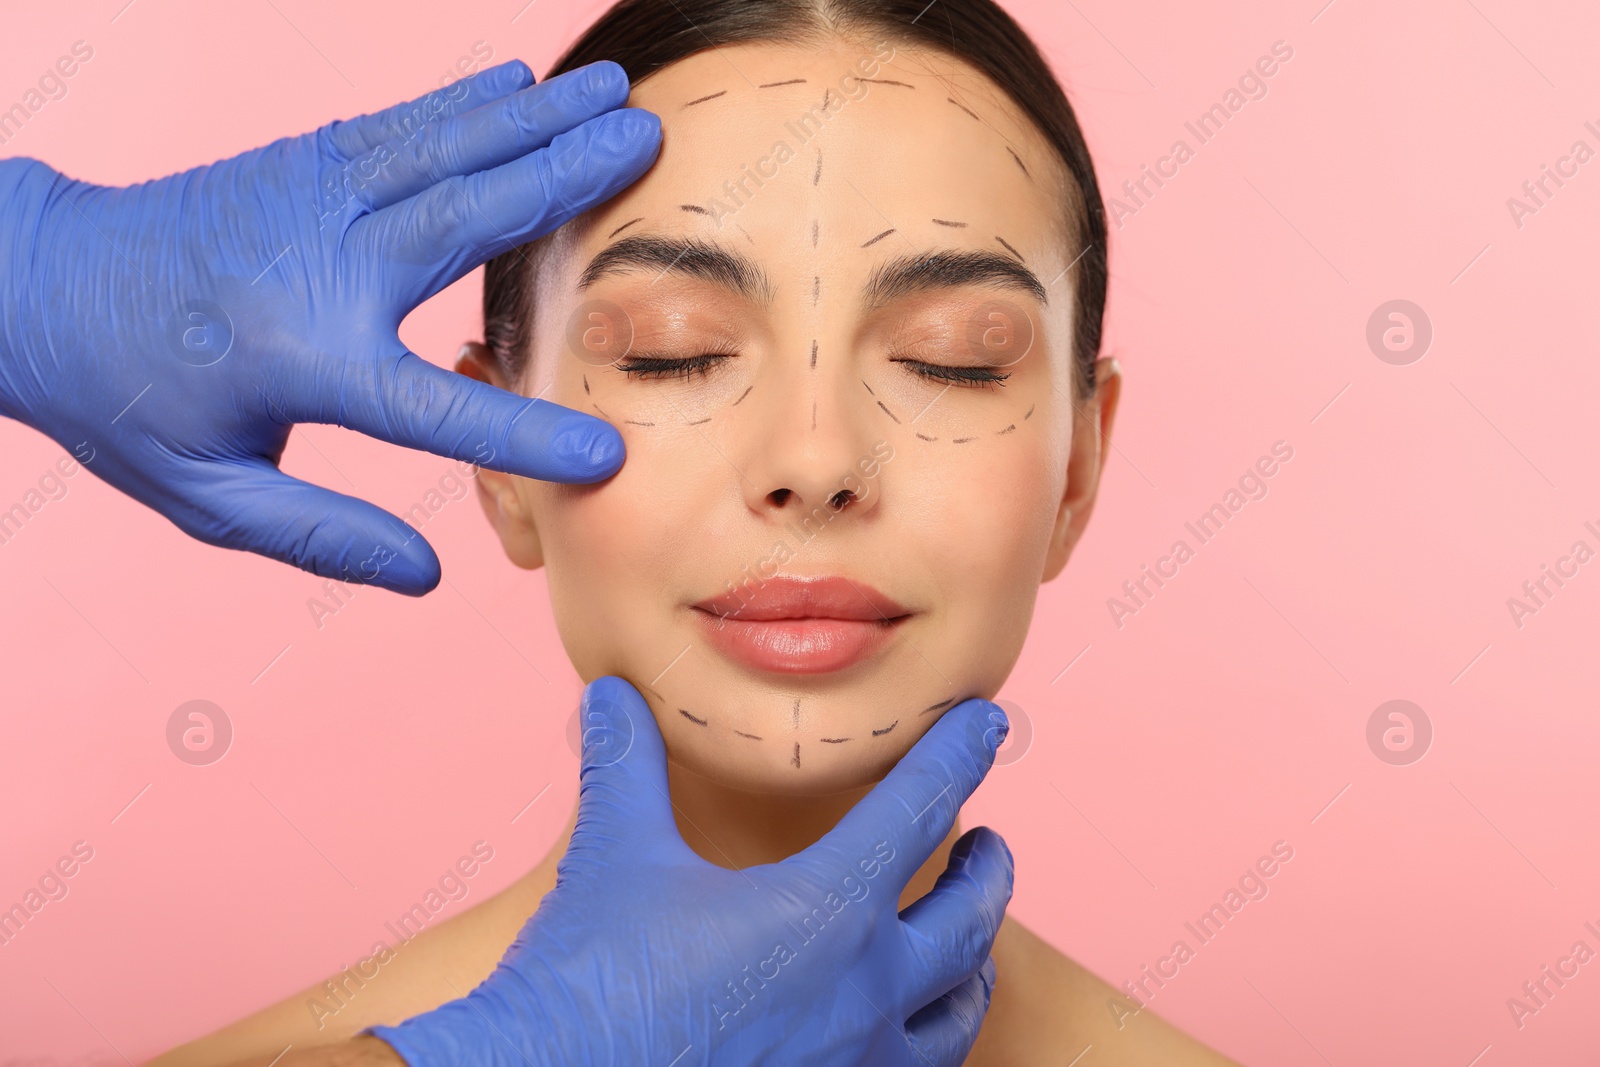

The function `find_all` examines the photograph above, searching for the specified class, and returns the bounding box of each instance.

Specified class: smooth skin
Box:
[164,36,1240,1067]
[0,55,1017,1066]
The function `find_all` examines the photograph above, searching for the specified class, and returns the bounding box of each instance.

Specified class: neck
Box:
[668,758,961,908]
[547,757,961,910]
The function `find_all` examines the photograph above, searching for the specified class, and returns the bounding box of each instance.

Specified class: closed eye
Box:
[615,353,733,381]
[892,358,1009,388]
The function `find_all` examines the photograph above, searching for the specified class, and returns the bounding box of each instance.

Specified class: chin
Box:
[618,666,971,798]
[663,721,912,797]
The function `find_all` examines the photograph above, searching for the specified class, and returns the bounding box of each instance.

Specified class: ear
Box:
[455,342,544,571]
[1042,357,1121,582]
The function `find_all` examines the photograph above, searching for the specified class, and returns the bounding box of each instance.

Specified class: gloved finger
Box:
[171,457,442,596]
[896,827,1013,1010]
[791,700,1005,896]
[355,61,632,212]
[326,59,535,159]
[563,676,697,869]
[370,106,660,308]
[902,955,997,1067]
[288,347,624,484]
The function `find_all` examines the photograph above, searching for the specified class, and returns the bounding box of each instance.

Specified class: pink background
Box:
[3,0,1599,1063]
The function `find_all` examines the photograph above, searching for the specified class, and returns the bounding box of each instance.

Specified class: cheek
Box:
[532,433,717,679]
[909,433,1062,678]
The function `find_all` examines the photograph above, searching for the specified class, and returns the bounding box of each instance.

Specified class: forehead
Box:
[573,38,1070,265]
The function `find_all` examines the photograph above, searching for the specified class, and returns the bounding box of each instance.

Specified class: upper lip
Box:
[693,575,909,623]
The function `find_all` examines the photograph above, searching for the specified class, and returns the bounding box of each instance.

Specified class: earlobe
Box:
[456,342,545,571]
[1042,357,1121,582]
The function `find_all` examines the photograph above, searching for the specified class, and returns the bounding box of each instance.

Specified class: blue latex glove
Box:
[0,60,659,595]
[369,676,1014,1067]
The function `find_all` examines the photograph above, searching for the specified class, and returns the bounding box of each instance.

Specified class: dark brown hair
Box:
[483,0,1107,400]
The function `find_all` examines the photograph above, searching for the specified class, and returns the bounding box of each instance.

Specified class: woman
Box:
[161,0,1237,1062]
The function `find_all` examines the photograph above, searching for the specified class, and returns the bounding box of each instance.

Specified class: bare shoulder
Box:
[966,916,1244,1066]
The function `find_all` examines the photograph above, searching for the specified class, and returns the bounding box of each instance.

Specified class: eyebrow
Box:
[864,249,1048,308]
[576,235,1047,309]
[577,234,774,304]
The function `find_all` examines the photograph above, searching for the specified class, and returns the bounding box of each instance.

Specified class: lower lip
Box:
[693,610,904,674]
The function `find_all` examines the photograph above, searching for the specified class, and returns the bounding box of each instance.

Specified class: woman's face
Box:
[468,38,1119,795]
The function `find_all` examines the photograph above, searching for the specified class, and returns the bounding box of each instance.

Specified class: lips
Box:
[691,575,911,674]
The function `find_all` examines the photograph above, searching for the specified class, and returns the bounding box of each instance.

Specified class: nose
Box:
[737,371,885,525]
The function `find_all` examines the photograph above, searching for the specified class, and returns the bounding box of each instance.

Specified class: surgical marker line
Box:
[682,90,728,108]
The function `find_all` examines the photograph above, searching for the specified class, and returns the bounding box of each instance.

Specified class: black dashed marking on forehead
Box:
[872,720,899,736]
[859,78,915,88]
[813,151,822,186]
[687,416,712,426]
[1024,403,1035,420]
[923,698,954,714]
[759,78,807,88]
[810,340,818,368]
[812,220,820,247]
[733,385,753,406]
[1006,146,1030,178]
[681,204,713,217]
[734,729,763,740]
[952,436,974,444]
[915,432,937,442]
[932,218,968,228]
[995,235,1025,262]
[813,276,820,304]
[822,88,833,110]
[946,97,981,122]
[682,90,728,108]
[820,736,851,744]
[861,229,896,248]
[791,742,801,768]
[608,217,645,239]
[625,419,656,427]
[996,423,1017,435]
[679,708,708,725]
[876,400,901,424]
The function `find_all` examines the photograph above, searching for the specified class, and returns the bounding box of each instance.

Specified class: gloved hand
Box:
[368,677,1014,1067]
[0,60,659,595]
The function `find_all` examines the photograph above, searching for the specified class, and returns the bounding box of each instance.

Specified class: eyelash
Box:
[892,358,1010,389]
[616,353,732,381]
[613,353,1009,389]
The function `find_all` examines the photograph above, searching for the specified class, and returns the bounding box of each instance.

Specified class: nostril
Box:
[768,488,792,507]
[829,489,854,510]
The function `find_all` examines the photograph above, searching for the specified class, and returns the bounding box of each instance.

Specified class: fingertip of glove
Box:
[960,826,1016,884]
[583,675,640,711]
[597,107,662,157]
[549,417,625,482]
[582,60,633,104]
[501,58,536,89]
[985,704,1010,751]
[362,553,442,598]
